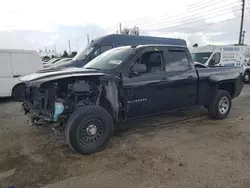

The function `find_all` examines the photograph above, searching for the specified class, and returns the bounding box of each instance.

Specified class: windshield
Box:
[73,44,95,61]
[191,52,212,64]
[83,47,134,70]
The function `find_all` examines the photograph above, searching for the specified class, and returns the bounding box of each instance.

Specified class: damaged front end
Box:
[22,71,120,131]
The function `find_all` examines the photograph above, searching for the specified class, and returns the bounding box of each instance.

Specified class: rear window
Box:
[166,50,190,71]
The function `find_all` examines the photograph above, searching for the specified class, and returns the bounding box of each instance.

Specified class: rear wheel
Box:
[208,90,232,119]
[12,84,25,102]
[65,105,114,154]
[244,72,250,84]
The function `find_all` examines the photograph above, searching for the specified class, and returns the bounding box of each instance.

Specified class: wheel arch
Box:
[244,68,250,74]
[217,82,235,98]
[11,82,25,95]
[11,82,26,101]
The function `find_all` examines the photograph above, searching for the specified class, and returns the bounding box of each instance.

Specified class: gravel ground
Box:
[1,86,250,188]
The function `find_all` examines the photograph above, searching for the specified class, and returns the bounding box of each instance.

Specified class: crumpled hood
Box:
[19,67,108,82]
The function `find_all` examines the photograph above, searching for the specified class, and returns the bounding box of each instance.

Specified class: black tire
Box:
[208,90,232,119]
[244,72,250,84]
[12,84,25,102]
[65,105,114,154]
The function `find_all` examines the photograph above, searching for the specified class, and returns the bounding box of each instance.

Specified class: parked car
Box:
[20,44,243,154]
[0,49,43,100]
[56,34,187,68]
[54,58,72,65]
[45,58,72,69]
[43,58,62,68]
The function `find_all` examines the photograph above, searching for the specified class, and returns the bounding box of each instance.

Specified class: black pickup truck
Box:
[20,45,243,154]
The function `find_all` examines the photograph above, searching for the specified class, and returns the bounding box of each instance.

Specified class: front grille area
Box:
[24,85,56,120]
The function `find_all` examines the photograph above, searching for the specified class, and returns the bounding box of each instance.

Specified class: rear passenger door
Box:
[164,47,198,109]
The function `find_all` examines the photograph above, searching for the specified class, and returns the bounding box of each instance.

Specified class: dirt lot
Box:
[1,86,250,188]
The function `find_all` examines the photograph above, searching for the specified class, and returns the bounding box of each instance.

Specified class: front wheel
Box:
[65,105,114,154]
[208,90,232,119]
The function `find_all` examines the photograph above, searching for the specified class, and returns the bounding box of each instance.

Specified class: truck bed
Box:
[196,66,243,105]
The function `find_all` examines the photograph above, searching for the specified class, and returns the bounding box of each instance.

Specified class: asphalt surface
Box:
[1,86,250,188]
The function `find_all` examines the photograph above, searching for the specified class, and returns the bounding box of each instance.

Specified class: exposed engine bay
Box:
[22,76,119,131]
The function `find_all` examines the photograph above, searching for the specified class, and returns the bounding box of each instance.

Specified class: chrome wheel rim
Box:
[218,96,229,115]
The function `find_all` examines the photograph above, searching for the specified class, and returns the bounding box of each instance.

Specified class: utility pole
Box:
[119,23,122,34]
[68,40,71,55]
[238,0,245,45]
[45,47,48,56]
[87,34,90,44]
[75,40,78,52]
[54,45,56,57]
[242,31,246,45]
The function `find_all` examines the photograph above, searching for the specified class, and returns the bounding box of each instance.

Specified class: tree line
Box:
[121,26,140,35]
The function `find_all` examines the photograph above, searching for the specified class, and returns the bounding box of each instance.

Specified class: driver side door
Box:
[122,47,168,119]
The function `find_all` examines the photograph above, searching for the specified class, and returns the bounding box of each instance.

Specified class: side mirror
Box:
[132,64,147,74]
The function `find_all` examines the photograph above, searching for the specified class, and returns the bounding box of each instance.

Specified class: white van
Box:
[190,45,250,83]
[0,49,43,100]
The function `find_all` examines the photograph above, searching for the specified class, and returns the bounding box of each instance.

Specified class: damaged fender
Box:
[21,67,121,127]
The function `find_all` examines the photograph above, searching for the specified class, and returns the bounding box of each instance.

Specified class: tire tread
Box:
[208,90,232,119]
[65,105,114,154]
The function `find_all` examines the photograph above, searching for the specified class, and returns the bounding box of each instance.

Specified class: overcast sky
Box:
[0,0,249,54]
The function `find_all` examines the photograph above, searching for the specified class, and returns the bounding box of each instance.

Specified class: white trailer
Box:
[0,49,43,100]
[190,45,250,83]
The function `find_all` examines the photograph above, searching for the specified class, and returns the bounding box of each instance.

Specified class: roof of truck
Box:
[135,44,187,48]
[109,44,187,50]
[90,34,187,47]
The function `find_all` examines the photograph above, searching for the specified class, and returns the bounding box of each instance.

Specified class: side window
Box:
[209,52,221,66]
[94,45,113,58]
[100,45,113,53]
[167,50,190,71]
[130,51,164,75]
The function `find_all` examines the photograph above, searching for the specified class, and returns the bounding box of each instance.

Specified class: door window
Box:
[93,45,113,58]
[166,50,190,71]
[100,45,113,53]
[209,52,221,66]
[130,51,164,75]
